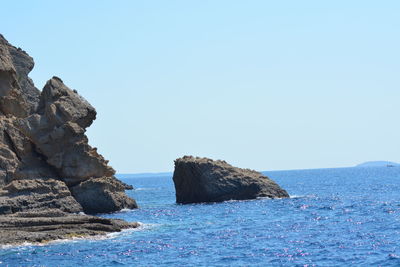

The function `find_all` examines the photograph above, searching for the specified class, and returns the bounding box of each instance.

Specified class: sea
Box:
[1,166,400,266]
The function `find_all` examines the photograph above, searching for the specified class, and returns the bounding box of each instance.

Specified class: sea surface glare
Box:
[1,167,400,266]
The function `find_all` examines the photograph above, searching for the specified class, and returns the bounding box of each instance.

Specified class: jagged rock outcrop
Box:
[0,34,136,213]
[18,76,115,186]
[0,34,138,244]
[173,156,289,204]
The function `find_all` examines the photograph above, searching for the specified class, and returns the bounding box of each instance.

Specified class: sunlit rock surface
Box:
[173,156,289,204]
[0,34,138,244]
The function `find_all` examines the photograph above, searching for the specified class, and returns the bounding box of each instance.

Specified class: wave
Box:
[135,187,163,191]
[118,208,136,213]
[289,194,316,199]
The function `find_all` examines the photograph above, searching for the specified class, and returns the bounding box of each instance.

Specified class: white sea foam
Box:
[118,208,136,213]
[290,194,316,199]
[1,243,32,249]
[256,196,287,200]
[289,195,305,199]
[135,187,162,191]
[0,222,156,249]
[137,222,162,230]
[220,197,286,203]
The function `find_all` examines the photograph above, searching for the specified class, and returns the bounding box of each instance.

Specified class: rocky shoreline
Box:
[0,209,139,245]
[0,34,138,245]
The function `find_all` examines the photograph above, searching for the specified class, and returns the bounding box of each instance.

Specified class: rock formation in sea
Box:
[172,156,289,204]
[0,34,138,244]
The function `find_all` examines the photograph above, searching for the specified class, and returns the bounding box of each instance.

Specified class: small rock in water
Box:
[172,156,289,204]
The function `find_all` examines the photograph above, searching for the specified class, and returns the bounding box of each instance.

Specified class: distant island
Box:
[356,161,399,167]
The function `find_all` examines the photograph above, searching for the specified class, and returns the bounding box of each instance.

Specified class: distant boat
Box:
[356,161,400,168]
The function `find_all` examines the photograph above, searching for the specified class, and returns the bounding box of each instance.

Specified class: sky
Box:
[2,1,399,173]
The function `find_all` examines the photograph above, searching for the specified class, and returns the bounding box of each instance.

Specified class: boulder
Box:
[70,176,138,214]
[172,156,289,204]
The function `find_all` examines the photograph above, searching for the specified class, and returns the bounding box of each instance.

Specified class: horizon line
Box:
[116,163,397,176]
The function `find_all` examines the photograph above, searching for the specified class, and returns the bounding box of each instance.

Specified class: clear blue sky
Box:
[2,1,399,173]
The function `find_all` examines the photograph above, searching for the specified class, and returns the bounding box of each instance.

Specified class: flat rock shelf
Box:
[0,210,139,245]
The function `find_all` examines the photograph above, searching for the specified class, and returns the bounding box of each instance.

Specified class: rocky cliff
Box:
[0,34,138,244]
[173,156,289,204]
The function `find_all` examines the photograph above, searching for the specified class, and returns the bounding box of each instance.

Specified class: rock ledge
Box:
[0,210,139,245]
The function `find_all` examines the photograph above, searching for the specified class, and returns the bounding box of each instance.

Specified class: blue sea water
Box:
[1,167,400,266]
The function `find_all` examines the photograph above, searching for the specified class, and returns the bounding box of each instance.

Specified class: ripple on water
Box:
[2,167,400,266]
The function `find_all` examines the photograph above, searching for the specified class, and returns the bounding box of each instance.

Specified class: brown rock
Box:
[0,178,82,215]
[173,156,289,204]
[0,34,137,216]
[70,176,138,214]
[0,34,39,117]
[19,77,115,185]
[0,210,139,245]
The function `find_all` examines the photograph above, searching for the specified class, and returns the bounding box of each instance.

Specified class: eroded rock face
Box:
[173,156,289,204]
[0,34,39,117]
[19,76,115,186]
[0,178,82,215]
[0,34,137,214]
[70,176,138,214]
